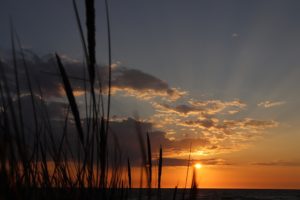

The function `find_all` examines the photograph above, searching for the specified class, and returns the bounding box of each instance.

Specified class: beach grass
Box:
[0,1,198,199]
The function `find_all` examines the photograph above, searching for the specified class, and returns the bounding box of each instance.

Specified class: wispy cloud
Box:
[232,33,240,38]
[152,99,246,117]
[258,101,286,108]
[252,160,300,166]
[223,118,278,130]
[151,98,278,155]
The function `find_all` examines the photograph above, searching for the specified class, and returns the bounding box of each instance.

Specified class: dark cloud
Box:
[161,158,231,166]
[107,118,210,166]
[111,66,184,100]
[0,51,68,97]
[0,94,77,158]
[0,51,184,101]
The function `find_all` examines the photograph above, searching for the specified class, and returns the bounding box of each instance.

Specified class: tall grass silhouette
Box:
[0,0,199,199]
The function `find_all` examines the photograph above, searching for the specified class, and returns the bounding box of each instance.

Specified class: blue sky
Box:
[2,1,300,101]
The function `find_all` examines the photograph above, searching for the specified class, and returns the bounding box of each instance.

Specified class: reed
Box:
[189,168,198,200]
[146,132,152,188]
[182,143,192,200]
[157,145,163,200]
[104,0,112,135]
[172,185,178,200]
[127,158,132,189]
[0,0,201,199]
[55,54,84,147]
[85,0,96,88]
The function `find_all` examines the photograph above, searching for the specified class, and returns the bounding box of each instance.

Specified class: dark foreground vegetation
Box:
[0,0,199,199]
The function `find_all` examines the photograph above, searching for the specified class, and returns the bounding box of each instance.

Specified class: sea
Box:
[11,188,299,199]
[127,189,300,200]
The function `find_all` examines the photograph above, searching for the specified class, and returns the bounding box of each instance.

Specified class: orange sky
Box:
[129,165,300,189]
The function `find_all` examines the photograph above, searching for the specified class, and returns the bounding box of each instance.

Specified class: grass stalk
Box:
[104,0,112,135]
[127,158,132,189]
[146,133,152,188]
[55,54,84,146]
[182,143,192,200]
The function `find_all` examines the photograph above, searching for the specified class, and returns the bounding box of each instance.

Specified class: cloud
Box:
[107,118,211,164]
[152,99,246,117]
[0,51,185,101]
[110,66,185,101]
[223,118,278,130]
[0,51,282,164]
[178,118,278,148]
[182,119,216,129]
[258,101,286,108]
[188,99,246,115]
[0,94,71,149]
[252,160,300,166]
[88,115,278,162]
[151,97,278,155]
[152,103,203,116]
[112,67,185,100]
[162,158,232,166]
[232,33,239,38]
[0,89,277,166]
[0,52,78,98]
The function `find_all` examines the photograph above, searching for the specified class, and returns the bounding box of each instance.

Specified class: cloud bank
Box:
[0,51,280,165]
[0,51,184,101]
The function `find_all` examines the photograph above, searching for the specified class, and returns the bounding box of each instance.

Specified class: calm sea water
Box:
[127,189,300,200]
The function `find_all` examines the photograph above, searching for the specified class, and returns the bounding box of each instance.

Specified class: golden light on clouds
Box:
[73,90,85,96]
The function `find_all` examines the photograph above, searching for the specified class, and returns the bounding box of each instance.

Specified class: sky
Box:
[1,0,300,188]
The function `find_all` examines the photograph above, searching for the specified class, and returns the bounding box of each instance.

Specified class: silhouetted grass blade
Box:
[104,0,112,134]
[158,145,162,189]
[173,185,178,200]
[146,133,152,187]
[190,168,198,200]
[55,53,84,146]
[73,0,89,64]
[85,0,96,87]
[127,158,132,189]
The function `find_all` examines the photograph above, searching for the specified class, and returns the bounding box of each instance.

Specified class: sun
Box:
[194,163,202,169]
